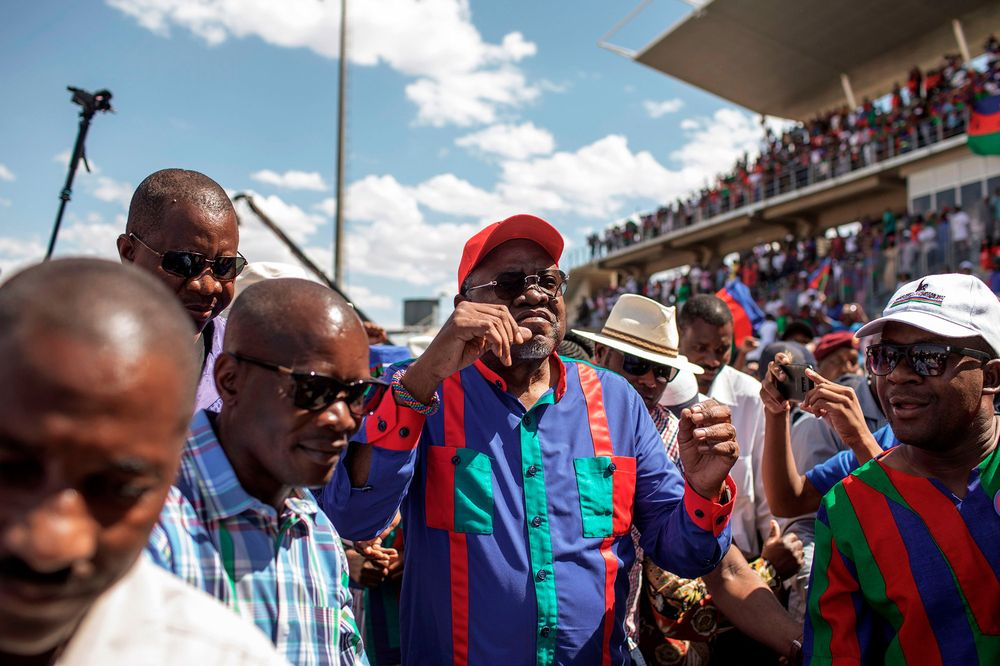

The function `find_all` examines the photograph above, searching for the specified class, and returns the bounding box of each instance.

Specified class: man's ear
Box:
[214,352,242,406]
[982,358,1000,396]
[593,343,608,364]
[453,293,465,308]
[117,234,134,264]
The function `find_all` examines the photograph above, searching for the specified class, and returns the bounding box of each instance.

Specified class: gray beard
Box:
[512,320,561,361]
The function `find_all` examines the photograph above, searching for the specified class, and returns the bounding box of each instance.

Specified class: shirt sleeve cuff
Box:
[363,388,426,451]
[683,475,736,537]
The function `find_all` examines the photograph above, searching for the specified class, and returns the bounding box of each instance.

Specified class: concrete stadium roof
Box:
[633,0,1000,120]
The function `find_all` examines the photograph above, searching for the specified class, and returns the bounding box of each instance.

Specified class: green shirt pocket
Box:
[425,446,494,535]
[574,455,636,538]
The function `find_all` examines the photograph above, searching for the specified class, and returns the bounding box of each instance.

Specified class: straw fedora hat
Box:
[573,294,703,375]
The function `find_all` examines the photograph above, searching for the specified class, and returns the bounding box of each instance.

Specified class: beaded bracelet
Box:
[391,369,441,416]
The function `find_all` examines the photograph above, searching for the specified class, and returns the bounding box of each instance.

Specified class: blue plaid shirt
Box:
[147,410,367,666]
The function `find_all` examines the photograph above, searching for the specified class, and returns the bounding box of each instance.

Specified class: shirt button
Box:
[604,509,612,516]
[523,414,532,426]
[536,569,547,581]
[607,462,617,473]
[377,418,387,432]
[451,455,461,465]
[531,516,542,527]
[715,515,726,525]
[540,626,552,638]
[526,465,538,477]
[694,509,705,519]
[399,427,410,438]
[495,380,503,389]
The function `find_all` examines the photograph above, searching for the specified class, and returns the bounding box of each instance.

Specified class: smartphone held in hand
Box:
[777,364,816,402]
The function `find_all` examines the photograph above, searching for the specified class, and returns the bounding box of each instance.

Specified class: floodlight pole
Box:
[333,0,347,286]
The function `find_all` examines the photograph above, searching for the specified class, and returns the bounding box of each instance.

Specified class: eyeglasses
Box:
[463,269,568,302]
[229,352,385,414]
[130,233,247,281]
[620,352,680,383]
[865,342,993,377]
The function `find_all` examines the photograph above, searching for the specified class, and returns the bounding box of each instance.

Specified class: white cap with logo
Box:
[855,273,1000,357]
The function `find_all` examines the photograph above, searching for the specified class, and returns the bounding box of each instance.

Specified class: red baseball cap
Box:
[457,214,564,291]
[813,331,858,362]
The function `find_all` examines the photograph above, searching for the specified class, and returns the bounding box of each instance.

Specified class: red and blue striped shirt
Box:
[805,442,1000,665]
[323,357,735,665]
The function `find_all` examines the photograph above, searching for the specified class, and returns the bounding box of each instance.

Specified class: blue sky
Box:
[0,0,767,326]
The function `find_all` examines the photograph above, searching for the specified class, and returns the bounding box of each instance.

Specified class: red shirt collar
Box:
[473,354,567,402]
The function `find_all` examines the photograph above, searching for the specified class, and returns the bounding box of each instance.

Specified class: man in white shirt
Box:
[0,259,285,666]
[676,295,798,561]
[949,206,972,264]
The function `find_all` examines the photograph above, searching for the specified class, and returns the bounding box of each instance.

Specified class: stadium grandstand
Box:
[568,0,1000,337]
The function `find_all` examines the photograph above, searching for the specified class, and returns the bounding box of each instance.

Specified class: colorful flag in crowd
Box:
[716,279,765,347]
[968,94,1000,156]
[808,257,832,291]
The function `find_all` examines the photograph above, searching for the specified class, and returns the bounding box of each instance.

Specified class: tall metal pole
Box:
[333,0,347,286]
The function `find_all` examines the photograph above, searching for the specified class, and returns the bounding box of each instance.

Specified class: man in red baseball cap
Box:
[813,331,861,381]
[325,213,743,665]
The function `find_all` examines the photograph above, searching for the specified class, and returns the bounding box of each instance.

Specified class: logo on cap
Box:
[890,279,945,308]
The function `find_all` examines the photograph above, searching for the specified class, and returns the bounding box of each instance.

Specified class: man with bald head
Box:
[118,168,246,412]
[0,259,285,665]
[147,278,375,665]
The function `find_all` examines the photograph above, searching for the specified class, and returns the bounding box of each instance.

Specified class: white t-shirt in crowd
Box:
[56,556,289,666]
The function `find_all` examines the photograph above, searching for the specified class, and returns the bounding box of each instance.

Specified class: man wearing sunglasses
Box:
[0,259,285,666]
[804,273,1000,665]
[324,214,741,666]
[117,169,246,413]
[579,295,803,664]
[147,278,374,665]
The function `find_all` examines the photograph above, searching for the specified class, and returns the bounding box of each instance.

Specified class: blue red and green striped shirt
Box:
[322,356,735,666]
[805,442,1000,665]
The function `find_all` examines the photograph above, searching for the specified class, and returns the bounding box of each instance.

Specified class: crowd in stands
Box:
[575,199,1000,339]
[587,36,1000,258]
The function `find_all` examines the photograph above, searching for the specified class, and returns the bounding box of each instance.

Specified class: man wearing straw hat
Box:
[325,214,741,665]
[579,295,803,664]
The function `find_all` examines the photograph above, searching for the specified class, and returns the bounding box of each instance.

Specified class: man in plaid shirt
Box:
[147,278,376,665]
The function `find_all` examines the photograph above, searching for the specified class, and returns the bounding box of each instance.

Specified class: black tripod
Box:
[45,86,113,260]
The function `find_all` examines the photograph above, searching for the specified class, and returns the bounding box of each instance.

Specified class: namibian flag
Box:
[808,257,832,291]
[715,279,764,347]
[968,94,1000,156]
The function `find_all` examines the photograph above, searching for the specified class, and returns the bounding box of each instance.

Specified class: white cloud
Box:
[411,174,499,218]
[643,98,684,118]
[0,164,14,181]
[106,0,540,127]
[53,150,100,174]
[314,197,337,217]
[496,134,673,218]
[668,108,762,190]
[344,283,393,312]
[250,169,329,191]
[91,176,134,209]
[0,197,10,207]
[455,122,555,160]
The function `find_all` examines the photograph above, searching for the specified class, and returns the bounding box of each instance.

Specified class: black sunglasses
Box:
[621,352,680,383]
[866,342,992,377]
[464,269,568,302]
[130,233,247,281]
[229,352,386,413]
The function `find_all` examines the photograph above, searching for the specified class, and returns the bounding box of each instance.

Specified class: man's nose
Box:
[187,270,224,296]
[4,489,99,574]
[316,399,359,434]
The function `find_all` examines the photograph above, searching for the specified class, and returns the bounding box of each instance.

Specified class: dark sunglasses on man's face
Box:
[130,233,247,281]
[229,352,385,413]
[865,342,992,377]
[464,269,568,302]
[621,352,680,383]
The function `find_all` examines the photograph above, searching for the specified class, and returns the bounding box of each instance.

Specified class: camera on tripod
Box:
[68,86,113,116]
